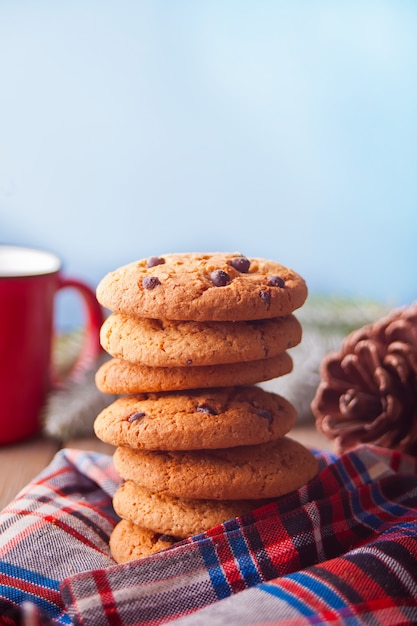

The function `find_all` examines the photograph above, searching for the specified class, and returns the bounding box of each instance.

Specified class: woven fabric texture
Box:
[0,445,416,625]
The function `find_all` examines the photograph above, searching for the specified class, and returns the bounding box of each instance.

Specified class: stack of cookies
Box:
[94,252,319,563]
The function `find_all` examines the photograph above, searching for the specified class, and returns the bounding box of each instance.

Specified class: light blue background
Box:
[1,1,416,328]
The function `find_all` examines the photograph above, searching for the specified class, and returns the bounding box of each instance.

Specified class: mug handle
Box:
[55,276,104,384]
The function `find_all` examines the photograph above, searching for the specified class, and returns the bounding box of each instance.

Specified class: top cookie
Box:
[96,252,308,321]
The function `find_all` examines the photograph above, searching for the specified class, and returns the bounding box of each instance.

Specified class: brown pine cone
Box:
[311,302,417,455]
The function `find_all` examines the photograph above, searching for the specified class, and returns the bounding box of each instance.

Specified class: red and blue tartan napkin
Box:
[1,443,417,625]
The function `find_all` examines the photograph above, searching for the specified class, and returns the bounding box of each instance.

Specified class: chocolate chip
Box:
[259,289,271,305]
[158,534,178,543]
[142,276,161,289]
[197,404,218,415]
[229,256,250,273]
[147,256,165,268]
[268,275,285,288]
[257,410,273,424]
[127,411,146,423]
[210,270,231,287]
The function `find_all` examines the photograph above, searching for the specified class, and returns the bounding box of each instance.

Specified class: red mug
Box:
[0,245,104,445]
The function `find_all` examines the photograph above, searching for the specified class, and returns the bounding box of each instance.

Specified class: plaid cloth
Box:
[1,444,417,625]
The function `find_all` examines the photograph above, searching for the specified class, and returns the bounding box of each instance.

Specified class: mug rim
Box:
[0,245,62,277]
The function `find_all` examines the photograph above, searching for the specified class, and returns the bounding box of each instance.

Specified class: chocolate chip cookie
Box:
[109,519,180,563]
[113,482,271,538]
[113,436,319,500]
[96,252,307,321]
[94,386,297,450]
[99,313,301,367]
[95,352,293,394]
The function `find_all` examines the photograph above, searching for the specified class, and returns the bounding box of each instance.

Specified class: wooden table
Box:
[0,425,333,511]
[0,434,113,511]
